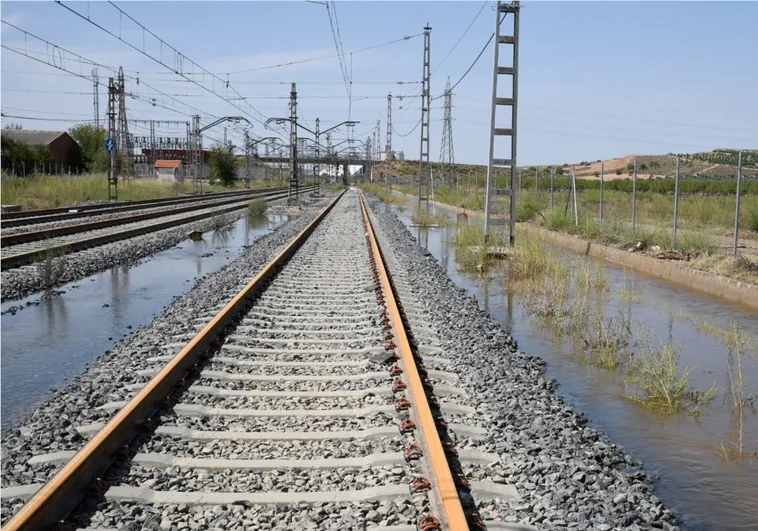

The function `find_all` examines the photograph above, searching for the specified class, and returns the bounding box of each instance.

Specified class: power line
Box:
[431,13,505,101]
[393,119,422,137]
[432,0,488,75]
[226,33,422,75]
[1,113,98,123]
[56,1,277,137]
[1,106,92,117]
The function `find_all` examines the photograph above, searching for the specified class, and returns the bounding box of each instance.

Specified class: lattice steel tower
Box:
[439,76,456,188]
[417,25,432,211]
[116,67,134,175]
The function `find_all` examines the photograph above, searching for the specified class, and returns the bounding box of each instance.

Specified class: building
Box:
[154,160,184,182]
[1,129,83,170]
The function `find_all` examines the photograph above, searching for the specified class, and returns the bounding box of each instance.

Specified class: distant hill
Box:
[376,149,758,182]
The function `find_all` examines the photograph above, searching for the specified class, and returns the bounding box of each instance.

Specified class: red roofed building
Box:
[154,160,184,182]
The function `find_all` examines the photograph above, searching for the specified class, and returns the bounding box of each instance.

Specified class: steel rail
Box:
[0,188,277,223]
[2,188,293,247]
[0,186,315,271]
[358,192,468,530]
[2,189,346,531]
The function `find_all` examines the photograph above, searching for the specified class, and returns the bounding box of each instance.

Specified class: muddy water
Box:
[0,214,287,431]
[389,204,758,531]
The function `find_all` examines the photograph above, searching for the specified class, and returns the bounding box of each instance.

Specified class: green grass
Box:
[450,223,506,275]
[247,198,267,217]
[36,247,67,292]
[622,339,715,415]
[1,172,243,210]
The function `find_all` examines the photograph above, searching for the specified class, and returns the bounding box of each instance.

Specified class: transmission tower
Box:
[485,1,520,244]
[417,25,432,211]
[439,76,456,188]
[92,68,100,129]
[365,135,372,182]
[115,67,134,175]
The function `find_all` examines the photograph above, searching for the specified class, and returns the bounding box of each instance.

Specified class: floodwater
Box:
[0,213,287,431]
[389,203,758,531]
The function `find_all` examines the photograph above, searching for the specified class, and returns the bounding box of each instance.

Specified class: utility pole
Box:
[92,68,100,130]
[485,1,520,245]
[107,77,118,201]
[244,129,251,189]
[418,24,432,211]
[439,76,456,189]
[288,82,298,204]
[191,115,201,192]
[149,120,156,165]
[315,118,321,195]
[386,93,392,193]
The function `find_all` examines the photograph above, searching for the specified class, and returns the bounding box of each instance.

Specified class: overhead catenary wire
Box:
[55,1,279,137]
[432,0,488,75]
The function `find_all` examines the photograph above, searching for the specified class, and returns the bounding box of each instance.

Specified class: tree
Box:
[208,146,237,186]
[640,163,648,171]
[1,136,54,175]
[615,168,623,175]
[626,162,634,173]
[69,124,109,172]
[555,166,565,176]
[3,122,23,130]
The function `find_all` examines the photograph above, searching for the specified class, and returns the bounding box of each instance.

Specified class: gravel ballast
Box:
[365,196,680,530]
[0,194,332,522]
[2,191,680,530]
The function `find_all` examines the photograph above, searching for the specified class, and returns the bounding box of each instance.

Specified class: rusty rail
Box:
[0,186,314,271]
[358,192,468,530]
[2,190,345,531]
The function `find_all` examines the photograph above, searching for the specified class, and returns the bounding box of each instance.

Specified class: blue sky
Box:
[2,1,757,166]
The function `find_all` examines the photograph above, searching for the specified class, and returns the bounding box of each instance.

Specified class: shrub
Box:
[247,198,267,217]
[747,209,758,232]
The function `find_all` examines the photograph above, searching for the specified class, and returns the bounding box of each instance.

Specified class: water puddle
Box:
[389,203,758,531]
[1,214,287,431]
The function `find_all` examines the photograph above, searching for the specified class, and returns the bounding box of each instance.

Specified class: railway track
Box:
[2,190,521,530]
[0,186,314,271]
[1,188,285,229]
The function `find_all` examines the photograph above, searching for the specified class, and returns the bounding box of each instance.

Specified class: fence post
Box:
[571,165,578,225]
[632,159,638,236]
[535,166,539,192]
[673,156,680,249]
[733,152,743,257]
[599,161,604,225]
[518,167,522,192]
[22,162,25,177]
[550,166,554,211]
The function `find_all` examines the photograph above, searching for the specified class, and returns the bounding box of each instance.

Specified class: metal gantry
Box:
[418,25,432,211]
[485,1,520,245]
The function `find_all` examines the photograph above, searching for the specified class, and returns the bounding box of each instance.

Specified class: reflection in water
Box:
[390,203,758,531]
[1,213,287,431]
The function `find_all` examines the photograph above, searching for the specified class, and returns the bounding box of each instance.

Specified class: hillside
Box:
[377,149,758,181]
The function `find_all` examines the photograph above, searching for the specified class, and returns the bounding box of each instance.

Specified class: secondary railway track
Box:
[1,188,285,228]
[0,186,314,271]
[2,190,519,530]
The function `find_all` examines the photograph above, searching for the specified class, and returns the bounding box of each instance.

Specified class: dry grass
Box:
[689,253,758,286]
[1,173,240,210]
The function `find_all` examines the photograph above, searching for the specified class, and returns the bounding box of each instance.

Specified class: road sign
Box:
[493,188,508,196]
[106,138,115,152]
